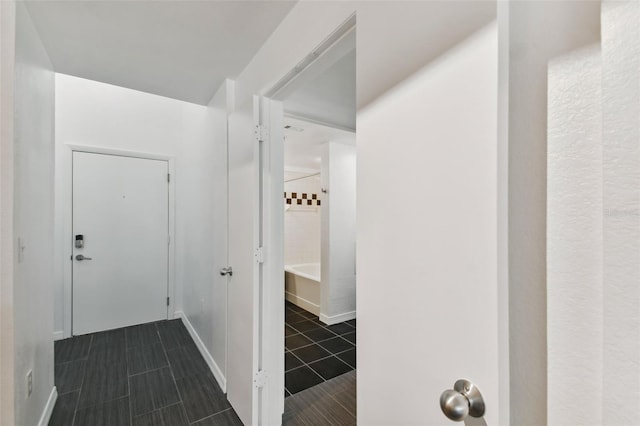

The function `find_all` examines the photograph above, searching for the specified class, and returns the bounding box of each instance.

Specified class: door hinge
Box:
[167,297,170,306]
[167,173,171,183]
[255,124,268,143]
[254,247,265,264]
[168,235,171,245]
[254,370,268,388]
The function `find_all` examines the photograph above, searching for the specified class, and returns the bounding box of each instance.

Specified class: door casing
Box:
[62,144,176,338]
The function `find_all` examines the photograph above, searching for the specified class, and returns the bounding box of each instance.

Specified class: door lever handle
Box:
[220,267,233,276]
[75,254,92,261]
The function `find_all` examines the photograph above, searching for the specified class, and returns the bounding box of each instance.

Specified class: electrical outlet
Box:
[26,370,32,397]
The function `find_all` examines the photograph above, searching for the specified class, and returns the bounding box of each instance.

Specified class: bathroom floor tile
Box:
[343,331,356,344]
[285,311,308,324]
[326,323,353,335]
[297,310,317,320]
[286,302,305,313]
[285,366,324,395]
[289,320,323,334]
[303,327,336,343]
[318,336,354,354]
[292,344,331,364]
[309,356,353,381]
[336,348,356,368]
[285,325,298,337]
[285,334,313,350]
[285,305,357,405]
[285,352,304,371]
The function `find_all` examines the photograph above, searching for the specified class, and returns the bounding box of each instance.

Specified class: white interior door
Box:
[227,96,285,426]
[72,152,169,335]
[356,20,508,425]
[226,98,261,425]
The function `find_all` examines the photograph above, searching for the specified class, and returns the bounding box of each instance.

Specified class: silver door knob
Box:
[220,267,233,276]
[440,379,485,421]
[75,254,92,261]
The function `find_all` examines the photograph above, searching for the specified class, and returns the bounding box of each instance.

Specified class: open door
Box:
[227,95,284,425]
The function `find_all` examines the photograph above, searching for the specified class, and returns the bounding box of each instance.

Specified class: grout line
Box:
[69,335,92,426]
[285,314,357,398]
[189,407,233,425]
[158,327,186,423]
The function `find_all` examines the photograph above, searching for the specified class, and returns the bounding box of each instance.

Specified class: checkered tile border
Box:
[284,192,321,206]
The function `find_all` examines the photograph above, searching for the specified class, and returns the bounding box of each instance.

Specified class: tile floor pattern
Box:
[285,301,356,396]
[283,370,356,426]
[49,320,242,426]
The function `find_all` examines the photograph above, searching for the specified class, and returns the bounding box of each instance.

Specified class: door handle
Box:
[75,254,93,261]
[440,379,485,421]
[220,267,233,276]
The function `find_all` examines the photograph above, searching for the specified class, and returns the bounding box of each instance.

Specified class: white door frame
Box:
[254,96,285,426]
[62,143,176,338]
[255,16,357,426]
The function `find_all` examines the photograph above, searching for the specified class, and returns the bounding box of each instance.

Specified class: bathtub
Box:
[285,263,320,316]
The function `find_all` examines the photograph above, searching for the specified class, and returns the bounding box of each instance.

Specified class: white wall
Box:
[507,2,601,423]
[284,172,321,266]
[13,3,56,425]
[602,1,640,422]
[547,44,603,426]
[0,2,17,423]
[178,79,233,389]
[320,143,355,323]
[54,74,210,336]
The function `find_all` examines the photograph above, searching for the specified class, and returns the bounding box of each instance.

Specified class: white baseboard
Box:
[53,331,64,341]
[174,311,226,392]
[320,310,356,325]
[285,292,320,316]
[37,386,57,426]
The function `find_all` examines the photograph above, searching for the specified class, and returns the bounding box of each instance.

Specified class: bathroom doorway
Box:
[282,118,356,395]
[270,22,357,421]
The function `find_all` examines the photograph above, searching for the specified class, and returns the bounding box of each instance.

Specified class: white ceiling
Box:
[25,0,297,105]
[284,116,355,173]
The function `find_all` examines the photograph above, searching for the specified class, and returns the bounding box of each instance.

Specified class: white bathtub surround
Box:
[284,263,321,315]
[320,142,356,324]
[284,171,321,266]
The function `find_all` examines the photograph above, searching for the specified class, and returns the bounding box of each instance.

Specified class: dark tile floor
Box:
[49,320,242,426]
[283,370,356,426]
[285,302,356,396]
